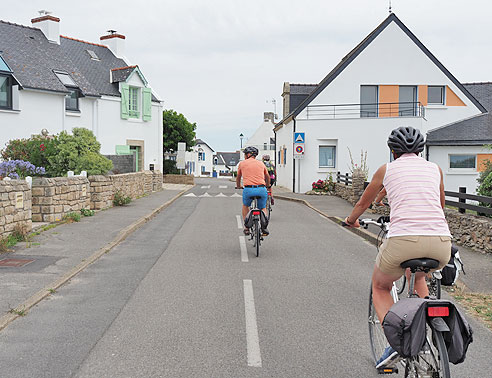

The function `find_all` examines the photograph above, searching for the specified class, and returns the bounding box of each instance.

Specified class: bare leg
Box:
[372,265,402,323]
[242,205,249,225]
[414,272,429,298]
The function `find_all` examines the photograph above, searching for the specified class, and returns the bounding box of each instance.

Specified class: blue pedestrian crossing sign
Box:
[294,132,305,143]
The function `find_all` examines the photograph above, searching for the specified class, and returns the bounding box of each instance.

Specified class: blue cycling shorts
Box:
[242,186,268,209]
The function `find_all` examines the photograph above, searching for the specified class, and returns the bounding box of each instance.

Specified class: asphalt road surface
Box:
[1,177,491,377]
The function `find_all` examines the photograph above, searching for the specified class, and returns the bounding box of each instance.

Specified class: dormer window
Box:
[54,71,80,112]
[0,74,12,109]
[86,50,100,61]
[0,55,13,110]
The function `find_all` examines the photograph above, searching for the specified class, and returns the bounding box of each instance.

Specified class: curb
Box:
[0,187,191,332]
[275,194,379,245]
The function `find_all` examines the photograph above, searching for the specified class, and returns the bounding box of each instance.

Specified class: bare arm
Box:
[374,187,387,205]
[236,166,242,188]
[439,166,445,209]
[345,165,386,226]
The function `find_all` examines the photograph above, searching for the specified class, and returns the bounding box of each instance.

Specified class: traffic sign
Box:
[294,132,305,144]
[295,145,304,154]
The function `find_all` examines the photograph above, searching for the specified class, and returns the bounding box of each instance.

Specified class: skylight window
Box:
[0,54,12,73]
[86,50,100,61]
[54,71,77,87]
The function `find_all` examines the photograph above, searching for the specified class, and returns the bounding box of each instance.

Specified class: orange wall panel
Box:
[477,154,492,172]
[418,85,428,106]
[378,85,399,117]
[446,86,466,106]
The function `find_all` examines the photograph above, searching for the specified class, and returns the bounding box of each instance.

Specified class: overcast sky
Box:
[4,1,492,151]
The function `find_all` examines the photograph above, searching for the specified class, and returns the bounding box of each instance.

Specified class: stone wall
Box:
[333,170,366,205]
[89,176,113,210]
[111,172,146,200]
[163,174,194,185]
[144,171,153,194]
[0,180,32,239]
[31,177,90,222]
[152,171,163,191]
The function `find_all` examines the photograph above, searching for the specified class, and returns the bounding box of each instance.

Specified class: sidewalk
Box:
[273,186,492,295]
[0,185,192,329]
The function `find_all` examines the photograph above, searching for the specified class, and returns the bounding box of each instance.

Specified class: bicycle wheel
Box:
[254,219,260,257]
[395,275,407,297]
[368,285,388,365]
[267,197,272,220]
[407,327,450,378]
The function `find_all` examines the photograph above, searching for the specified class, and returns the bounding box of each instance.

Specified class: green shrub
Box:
[113,190,132,206]
[63,212,81,222]
[163,159,179,174]
[80,208,95,217]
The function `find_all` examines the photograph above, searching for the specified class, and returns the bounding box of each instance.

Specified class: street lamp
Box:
[239,133,244,149]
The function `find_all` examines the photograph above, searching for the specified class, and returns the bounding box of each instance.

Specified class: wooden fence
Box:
[336,171,352,186]
[445,187,492,216]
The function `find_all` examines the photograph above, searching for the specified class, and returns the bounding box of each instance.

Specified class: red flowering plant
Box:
[311,174,335,193]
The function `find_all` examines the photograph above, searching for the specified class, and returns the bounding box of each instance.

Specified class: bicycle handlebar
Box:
[341,216,390,229]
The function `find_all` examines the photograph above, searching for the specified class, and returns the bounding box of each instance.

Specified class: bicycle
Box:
[247,196,263,257]
[357,217,451,377]
[266,191,273,220]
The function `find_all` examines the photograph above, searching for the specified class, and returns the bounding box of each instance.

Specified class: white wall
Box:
[428,145,490,194]
[275,120,294,190]
[185,142,214,177]
[244,119,276,158]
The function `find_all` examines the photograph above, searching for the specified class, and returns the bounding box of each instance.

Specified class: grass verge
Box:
[445,284,492,329]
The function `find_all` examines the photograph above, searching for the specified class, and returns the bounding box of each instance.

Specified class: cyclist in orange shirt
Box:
[236,146,271,235]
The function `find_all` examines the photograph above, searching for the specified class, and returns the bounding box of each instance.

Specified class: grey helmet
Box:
[387,126,425,154]
[243,146,259,156]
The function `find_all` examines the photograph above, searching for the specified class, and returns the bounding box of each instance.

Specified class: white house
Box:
[243,112,276,159]
[0,14,163,172]
[274,13,486,193]
[185,139,214,176]
[427,82,492,194]
[213,152,240,175]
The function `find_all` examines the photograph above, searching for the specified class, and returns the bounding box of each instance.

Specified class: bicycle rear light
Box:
[252,210,261,216]
[427,306,449,317]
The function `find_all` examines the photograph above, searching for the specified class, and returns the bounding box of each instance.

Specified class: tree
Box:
[163,109,197,153]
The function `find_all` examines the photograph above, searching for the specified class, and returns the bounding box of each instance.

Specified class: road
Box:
[0,177,491,377]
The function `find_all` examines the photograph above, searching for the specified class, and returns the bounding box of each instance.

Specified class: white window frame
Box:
[128,86,140,118]
[448,154,476,172]
[428,86,445,105]
[319,145,336,168]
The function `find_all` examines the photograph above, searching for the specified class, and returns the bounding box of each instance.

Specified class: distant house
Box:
[185,139,214,176]
[275,13,485,193]
[213,152,240,175]
[427,82,492,194]
[0,14,163,172]
[243,112,276,159]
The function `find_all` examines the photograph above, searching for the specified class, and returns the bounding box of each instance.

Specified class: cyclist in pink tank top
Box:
[344,127,451,367]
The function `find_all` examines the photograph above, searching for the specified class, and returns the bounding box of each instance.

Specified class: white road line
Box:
[236,215,243,229]
[243,279,262,367]
[201,185,211,189]
[184,193,196,197]
[199,193,211,197]
[231,193,242,197]
[215,193,226,197]
[219,185,227,188]
[239,236,248,262]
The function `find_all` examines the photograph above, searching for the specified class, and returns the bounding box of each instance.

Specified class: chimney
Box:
[282,82,290,118]
[100,30,126,59]
[264,112,275,122]
[31,12,60,44]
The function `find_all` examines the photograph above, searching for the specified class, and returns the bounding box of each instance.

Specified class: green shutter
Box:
[115,145,131,155]
[121,83,129,119]
[142,88,152,121]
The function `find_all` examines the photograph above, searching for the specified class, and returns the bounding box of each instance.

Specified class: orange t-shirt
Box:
[238,158,268,186]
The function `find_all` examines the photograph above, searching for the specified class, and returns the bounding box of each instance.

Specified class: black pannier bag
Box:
[441,245,465,286]
[382,298,428,358]
[383,298,473,364]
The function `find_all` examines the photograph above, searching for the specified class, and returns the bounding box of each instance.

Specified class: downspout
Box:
[293,117,296,192]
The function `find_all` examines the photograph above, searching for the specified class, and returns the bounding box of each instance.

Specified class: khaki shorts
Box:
[376,235,452,276]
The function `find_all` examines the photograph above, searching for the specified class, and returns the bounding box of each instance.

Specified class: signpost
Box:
[293,132,305,192]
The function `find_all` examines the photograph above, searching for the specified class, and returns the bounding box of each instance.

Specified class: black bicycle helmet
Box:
[387,126,425,154]
[243,146,259,156]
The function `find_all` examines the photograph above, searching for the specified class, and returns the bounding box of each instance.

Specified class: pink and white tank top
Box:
[383,153,450,238]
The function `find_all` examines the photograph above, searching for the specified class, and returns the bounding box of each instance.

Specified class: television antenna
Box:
[38,10,52,16]
[389,0,392,14]
[266,98,278,119]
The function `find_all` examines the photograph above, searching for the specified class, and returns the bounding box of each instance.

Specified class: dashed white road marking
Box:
[239,236,248,262]
[201,185,211,189]
[215,193,226,197]
[199,193,212,197]
[184,193,196,197]
[231,193,242,197]
[243,279,261,367]
[219,185,227,189]
[236,215,243,229]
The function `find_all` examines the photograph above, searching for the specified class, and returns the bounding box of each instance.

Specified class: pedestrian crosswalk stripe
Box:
[201,185,211,189]
[216,193,226,197]
[184,193,196,197]
[219,185,227,188]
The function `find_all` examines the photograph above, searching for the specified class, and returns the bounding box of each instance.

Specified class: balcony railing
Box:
[305,102,425,120]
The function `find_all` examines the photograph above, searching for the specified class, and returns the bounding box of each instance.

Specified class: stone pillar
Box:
[351,169,366,205]
[89,175,113,210]
[0,180,32,238]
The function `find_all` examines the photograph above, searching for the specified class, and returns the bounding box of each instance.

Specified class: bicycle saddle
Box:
[251,195,262,199]
[400,258,439,270]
